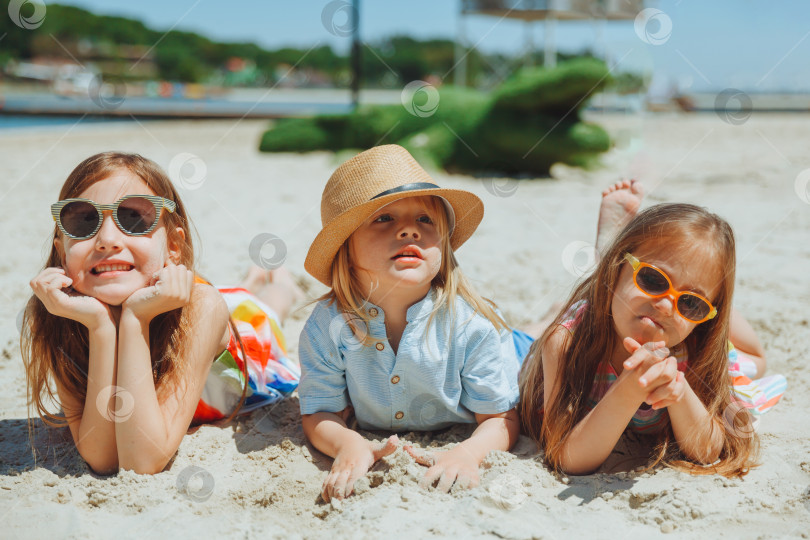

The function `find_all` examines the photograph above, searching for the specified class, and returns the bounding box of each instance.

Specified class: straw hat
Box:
[305,145,484,286]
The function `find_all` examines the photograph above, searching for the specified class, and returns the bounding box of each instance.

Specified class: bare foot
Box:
[239,266,305,323]
[595,179,644,255]
[239,265,272,292]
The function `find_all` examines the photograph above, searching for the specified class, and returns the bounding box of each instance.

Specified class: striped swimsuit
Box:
[192,284,300,423]
[561,301,786,433]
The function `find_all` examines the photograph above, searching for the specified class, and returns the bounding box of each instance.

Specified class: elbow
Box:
[86,460,119,476]
[83,456,119,476]
[559,460,599,476]
[77,446,118,476]
[119,456,171,475]
[685,444,723,466]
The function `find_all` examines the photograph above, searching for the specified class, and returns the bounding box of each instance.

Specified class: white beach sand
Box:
[0,112,808,539]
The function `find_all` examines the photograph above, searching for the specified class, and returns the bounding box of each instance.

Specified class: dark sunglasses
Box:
[624,253,717,324]
[51,195,176,240]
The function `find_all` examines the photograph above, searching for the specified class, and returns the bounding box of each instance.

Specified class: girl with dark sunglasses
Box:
[519,196,786,478]
[21,152,303,475]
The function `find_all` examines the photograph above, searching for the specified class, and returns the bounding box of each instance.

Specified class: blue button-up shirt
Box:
[298,289,520,431]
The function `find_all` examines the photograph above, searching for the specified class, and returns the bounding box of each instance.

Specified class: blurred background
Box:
[2,0,809,128]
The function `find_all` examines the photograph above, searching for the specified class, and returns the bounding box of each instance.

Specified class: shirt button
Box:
[368,307,378,317]
[375,342,385,351]
[391,375,400,384]
[395,411,404,420]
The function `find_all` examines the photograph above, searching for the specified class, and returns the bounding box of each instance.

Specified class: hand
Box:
[616,338,677,404]
[405,443,480,493]
[322,435,398,503]
[643,367,687,410]
[30,267,113,330]
[122,263,194,322]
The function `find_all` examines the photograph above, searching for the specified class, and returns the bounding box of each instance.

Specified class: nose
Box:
[652,294,675,316]
[398,222,420,240]
[94,214,124,251]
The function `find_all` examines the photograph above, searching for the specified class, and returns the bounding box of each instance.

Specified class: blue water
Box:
[0,95,354,128]
[0,114,137,130]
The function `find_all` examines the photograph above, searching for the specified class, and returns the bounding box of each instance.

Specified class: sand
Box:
[0,112,809,539]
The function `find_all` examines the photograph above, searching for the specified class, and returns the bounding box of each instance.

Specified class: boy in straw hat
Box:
[298,145,534,502]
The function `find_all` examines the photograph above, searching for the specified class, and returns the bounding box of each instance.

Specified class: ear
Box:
[53,237,66,267]
[167,227,185,265]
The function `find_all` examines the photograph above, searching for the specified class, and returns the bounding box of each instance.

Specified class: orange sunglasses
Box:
[624,253,717,324]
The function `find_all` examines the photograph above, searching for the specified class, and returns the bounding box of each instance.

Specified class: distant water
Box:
[0,95,355,125]
[0,114,136,130]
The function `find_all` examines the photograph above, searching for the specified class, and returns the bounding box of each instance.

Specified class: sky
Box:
[52,0,810,93]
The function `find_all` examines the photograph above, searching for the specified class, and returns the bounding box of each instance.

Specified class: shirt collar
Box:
[361,287,437,323]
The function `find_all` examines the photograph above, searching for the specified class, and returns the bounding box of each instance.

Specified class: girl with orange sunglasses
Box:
[519,201,786,477]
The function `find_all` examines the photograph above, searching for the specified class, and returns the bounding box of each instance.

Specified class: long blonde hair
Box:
[323,195,508,341]
[21,152,196,426]
[519,203,758,478]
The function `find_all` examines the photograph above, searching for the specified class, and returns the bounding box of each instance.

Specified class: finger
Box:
[404,445,435,467]
[455,473,475,490]
[42,272,72,290]
[650,399,677,410]
[332,469,350,500]
[642,341,669,358]
[419,466,442,490]
[643,356,678,388]
[623,337,642,355]
[638,360,668,387]
[644,378,677,404]
[321,474,333,503]
[436,470,456,493]
[345,465,368,498]
[372,435,399,461]
[624,344,667,371]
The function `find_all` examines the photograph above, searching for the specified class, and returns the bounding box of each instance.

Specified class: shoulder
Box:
[448,294,498,328]
[303,298,340,328]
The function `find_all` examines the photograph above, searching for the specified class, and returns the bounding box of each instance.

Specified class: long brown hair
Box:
[519,203,758,478]
[21,152,198,426]
[324,195,508,341]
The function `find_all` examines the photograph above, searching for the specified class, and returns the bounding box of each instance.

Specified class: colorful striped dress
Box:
[561,301,786,433]
[192,286,300,423]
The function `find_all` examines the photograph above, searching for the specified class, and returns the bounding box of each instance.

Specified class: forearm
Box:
[459,410,519,464]
[668,384,724,464]
[302,411,365,458]
[75,324,119,474]
[559,383,641,475]
[115,311,174,473]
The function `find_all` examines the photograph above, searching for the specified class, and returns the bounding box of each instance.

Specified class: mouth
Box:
[640,315,664,330]
[91,262,135,275]
[392,246,423,261]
